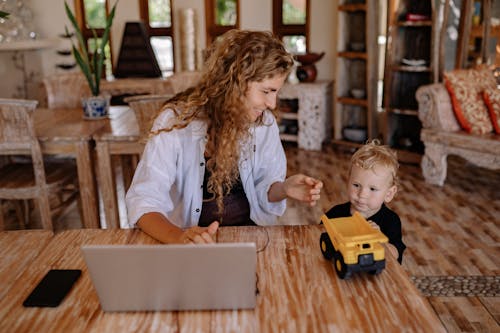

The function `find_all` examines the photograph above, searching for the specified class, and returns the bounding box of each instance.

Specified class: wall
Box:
[0,0,336,101]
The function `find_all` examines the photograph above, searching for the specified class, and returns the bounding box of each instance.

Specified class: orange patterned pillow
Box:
[483,87,500,134]
[444,68,496,134]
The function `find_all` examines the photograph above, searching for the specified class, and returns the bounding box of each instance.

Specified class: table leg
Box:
[76,141,100,228]
[95,141,120,229]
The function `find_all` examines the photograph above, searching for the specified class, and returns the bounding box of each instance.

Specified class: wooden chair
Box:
[124,94,173,142]
[42,72,91,109]
[167,71,201,94]
[121,94,173,188]
[0,98,79,230]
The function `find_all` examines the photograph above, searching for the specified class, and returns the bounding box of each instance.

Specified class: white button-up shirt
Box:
[126,109,287,228]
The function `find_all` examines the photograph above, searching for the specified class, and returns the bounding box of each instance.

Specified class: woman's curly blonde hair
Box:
[151,30,294,214]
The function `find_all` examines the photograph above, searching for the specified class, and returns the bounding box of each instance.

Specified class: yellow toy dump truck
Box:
[320,212,389,279]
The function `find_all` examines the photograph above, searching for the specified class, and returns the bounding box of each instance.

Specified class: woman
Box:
[126,30,323,244]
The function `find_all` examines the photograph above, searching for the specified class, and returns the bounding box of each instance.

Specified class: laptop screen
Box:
[82,243,257,312]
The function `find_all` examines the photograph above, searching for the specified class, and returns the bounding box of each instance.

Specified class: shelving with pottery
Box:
[382,0,435,161]
[333,0,380,148]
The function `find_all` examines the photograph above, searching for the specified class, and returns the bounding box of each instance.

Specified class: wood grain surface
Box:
[0,230,53,299]
[0,226,445,333]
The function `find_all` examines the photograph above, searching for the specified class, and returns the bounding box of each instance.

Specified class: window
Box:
[139,0,174,75]
[205,0,239,45]
[273,0,309,54]
[75,0,114,78]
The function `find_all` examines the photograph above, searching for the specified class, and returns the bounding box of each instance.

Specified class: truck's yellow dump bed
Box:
[321,212,388,247]
[321,212,388,264]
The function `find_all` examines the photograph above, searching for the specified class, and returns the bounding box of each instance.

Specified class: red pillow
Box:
[444,68,496,134]
[483,87,500,134]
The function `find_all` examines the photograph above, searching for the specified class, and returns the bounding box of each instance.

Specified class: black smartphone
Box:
[23,269,81,307]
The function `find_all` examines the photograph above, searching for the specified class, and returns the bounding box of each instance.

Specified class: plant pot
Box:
[82,94,111,119]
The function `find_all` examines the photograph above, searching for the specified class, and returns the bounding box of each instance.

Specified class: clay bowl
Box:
[342,126,367,143]
[295,52,325,65]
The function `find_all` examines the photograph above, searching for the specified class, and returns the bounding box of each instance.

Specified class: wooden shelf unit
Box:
[382,0,435,162]
[333,0,380,148]
[457,0,500,68]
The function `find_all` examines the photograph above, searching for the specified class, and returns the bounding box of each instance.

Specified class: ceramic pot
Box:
[82,94,111,119]
[296,64,317,83]
[294,52,324,83]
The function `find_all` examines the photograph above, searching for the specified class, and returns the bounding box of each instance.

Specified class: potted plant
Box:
[64,1,117,119]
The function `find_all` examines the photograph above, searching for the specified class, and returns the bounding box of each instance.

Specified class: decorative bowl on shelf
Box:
[278,124,287,134]
[405,13,430,22]
[294,52,325,65]
[349,42,365,52]
[350,88,366,99]
[401,58,426,66]
[342,126,367,143]
[287,124,299,135]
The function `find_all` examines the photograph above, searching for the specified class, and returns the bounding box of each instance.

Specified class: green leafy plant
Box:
[64,1,117,96]
[0,11,9,19]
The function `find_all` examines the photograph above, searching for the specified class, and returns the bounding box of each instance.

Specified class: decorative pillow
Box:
[483,87,500,134]
[444,68,496,134]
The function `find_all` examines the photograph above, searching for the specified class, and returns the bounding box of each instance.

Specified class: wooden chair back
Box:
[167,71,201,94]
[43,72,91,109]
[124,94,173,141]
[0,98,78,230]
[0,99,44,180]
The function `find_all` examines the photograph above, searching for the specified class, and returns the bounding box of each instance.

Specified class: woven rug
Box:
[411,276,500,297]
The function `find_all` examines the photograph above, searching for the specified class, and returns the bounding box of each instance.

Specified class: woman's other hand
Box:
[181,221,220,244]
[279,174,323,206]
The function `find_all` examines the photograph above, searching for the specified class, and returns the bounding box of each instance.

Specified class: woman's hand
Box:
[269,174,323,206]
[137,212,219,244]
[181,221,220,244]
[285,174,323,206]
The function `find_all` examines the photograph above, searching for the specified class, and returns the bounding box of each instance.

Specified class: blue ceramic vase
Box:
[82,95,110,119]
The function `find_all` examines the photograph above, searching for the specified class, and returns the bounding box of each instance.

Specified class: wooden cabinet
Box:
[382,0,435,161]
[278,81,333,151]
[333,1,380,148]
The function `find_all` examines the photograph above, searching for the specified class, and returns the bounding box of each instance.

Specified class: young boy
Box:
[326,140,406,263]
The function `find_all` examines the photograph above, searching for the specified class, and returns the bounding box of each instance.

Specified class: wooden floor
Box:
[3,143,500,332]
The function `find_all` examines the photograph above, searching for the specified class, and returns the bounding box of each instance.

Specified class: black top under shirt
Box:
[325,202,406,264]
[198,165,255,227]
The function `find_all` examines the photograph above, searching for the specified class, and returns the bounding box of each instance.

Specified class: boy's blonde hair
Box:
[350,139,399,188]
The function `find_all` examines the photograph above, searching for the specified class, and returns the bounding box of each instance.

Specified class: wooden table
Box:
[0,225,445,332]
[0,230,53,299]
[93,107,142,228]
[34,106,130,228]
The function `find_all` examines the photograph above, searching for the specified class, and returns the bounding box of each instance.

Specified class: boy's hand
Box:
[367,220,380,230]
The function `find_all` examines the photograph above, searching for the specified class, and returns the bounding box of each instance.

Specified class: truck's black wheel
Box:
[334,252,352,279]
[369,268,384,275]
[320,232,334,260]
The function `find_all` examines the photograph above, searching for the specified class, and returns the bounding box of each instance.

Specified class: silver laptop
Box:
[81,243,257,312]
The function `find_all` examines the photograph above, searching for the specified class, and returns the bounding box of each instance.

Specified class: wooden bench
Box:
[416,83,500,186]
